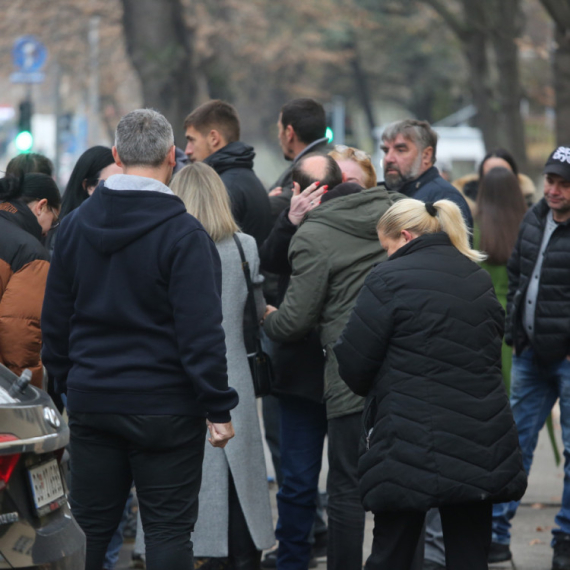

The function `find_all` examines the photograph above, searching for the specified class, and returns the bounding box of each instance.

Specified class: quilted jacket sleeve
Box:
[334,271,395,397]
[0,258,50,388]
[505,226,523,346]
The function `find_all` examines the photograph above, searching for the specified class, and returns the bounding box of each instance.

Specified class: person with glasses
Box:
[329,145,377,189]
[0,173,61,388]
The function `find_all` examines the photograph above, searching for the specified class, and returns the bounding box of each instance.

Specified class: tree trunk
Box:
[347,39,379,148]
[420,0,499,150]
[554,26,570,145]
[120,0,197,147]
[489,0,528,170]
[461,13,500,150]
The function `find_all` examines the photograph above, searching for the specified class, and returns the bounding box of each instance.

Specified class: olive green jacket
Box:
[264,186,398,419]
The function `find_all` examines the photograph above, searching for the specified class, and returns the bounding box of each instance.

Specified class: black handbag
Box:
[233,234,274,397]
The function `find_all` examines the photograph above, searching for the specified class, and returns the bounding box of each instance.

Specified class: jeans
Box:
[366,502,492,570]
[327,412,366,570]
[276,396,328,569]
[69,412,206,570]
[492,348,570,546]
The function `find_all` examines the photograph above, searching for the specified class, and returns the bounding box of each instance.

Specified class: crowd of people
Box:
[0,97,569,570]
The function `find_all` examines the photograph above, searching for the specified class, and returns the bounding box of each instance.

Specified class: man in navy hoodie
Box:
[41,109,239,570]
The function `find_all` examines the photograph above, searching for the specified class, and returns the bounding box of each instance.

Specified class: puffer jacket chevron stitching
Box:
[506,198,570,362]
[0,207,50,388]
[334,232,527,512]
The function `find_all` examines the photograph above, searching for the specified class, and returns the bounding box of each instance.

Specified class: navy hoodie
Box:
[41,177,238,423]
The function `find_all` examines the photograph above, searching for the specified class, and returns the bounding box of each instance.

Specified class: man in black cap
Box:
[490,147,570,570]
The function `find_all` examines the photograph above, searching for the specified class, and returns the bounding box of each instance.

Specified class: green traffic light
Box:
[15,131,33,152]
[326,127,334,143]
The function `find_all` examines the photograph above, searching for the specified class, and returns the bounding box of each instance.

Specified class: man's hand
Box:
[207,420,235,448]
[262,305,278,323]
[269,186,283,197]
[288,181,327,226]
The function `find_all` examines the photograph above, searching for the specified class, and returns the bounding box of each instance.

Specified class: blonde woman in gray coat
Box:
[171,162,274,570]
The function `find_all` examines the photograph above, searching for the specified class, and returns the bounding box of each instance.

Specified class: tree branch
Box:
[540,0,570,31]
[418,0,466,39]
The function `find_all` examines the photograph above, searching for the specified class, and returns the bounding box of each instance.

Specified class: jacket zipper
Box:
[366,428,373,451]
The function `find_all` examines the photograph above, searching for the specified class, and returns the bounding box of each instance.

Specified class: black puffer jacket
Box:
[334,233,527,512]
[506,198,570,362]
[204,142,272,247]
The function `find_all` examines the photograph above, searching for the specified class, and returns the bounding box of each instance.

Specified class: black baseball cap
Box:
[544,146,570,181]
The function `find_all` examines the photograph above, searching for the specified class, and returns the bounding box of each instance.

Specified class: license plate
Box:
[27,459,65,515]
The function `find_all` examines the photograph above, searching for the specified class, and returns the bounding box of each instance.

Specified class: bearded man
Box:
[381,119,472,231]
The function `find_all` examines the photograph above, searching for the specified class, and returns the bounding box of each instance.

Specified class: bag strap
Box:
[233,234,260,334]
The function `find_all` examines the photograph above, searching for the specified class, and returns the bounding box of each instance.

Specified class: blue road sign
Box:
[12,36,47,72]
[11,36,47,84]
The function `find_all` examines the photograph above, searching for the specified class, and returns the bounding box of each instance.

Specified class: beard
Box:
[384,153,424,192]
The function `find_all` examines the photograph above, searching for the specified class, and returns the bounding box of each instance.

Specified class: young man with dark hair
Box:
[184,99,271,246]
[269,98,329,221]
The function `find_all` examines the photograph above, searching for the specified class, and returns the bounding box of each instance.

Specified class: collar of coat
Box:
[529,197,570,229]
[399,166,439,197]
[389,232,451,261]
[0,199,43,241]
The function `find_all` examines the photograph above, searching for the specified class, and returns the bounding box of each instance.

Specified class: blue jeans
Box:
[492,348,570,546]
[276,396,327,569]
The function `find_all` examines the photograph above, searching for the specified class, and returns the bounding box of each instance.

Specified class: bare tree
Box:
[419,0,528,169]
[539,0,570,145]
[120,0,197,146]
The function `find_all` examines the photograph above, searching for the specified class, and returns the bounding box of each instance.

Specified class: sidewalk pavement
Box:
[116,419,564,570]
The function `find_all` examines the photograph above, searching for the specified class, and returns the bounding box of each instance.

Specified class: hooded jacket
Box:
[334,233,527,512]
[204,142,272,247]
[263,186,398,419]
[41,175,238,422]
[0,201,50,387]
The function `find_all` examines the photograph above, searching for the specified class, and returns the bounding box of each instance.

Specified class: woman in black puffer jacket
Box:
[334,198,527,570]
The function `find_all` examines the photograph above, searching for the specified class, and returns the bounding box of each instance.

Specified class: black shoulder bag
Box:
[233,234,274,398]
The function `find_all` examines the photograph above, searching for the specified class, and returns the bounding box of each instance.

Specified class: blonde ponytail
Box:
[377,198,486,263]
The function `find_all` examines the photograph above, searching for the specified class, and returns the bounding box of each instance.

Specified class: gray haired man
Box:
[41,109,238,570]
[380,119,473,231]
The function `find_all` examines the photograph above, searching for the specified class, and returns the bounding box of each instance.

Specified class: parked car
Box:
[0,363,84,568]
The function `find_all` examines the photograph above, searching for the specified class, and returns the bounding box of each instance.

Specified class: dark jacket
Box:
[259,209,325,403]
[264,186,398,419]
[506,198,570,362]
[41,181,238,422]
[334,233,527,512]
[269,138,330,222]
[204,142,272,247]
[400,166,474,231]
[0,201,50,387]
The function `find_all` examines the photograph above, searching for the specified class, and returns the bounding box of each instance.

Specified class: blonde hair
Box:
[377,198,486,263]
[170,162,239,242]
[328,145,377,189]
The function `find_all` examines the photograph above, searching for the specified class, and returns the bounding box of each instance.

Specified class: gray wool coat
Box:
[192,233,275,557]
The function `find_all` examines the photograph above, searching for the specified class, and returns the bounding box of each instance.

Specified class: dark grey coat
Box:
[192,233,274,556]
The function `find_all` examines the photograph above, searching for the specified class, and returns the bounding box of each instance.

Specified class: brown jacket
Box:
[0,201,50,387]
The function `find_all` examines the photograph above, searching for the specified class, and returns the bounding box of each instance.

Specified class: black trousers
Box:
[366,501,492,570]
[69,412,207,570]
[327,413,366,570]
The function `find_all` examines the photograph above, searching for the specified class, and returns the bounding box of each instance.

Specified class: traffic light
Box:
[16,100,33,153]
